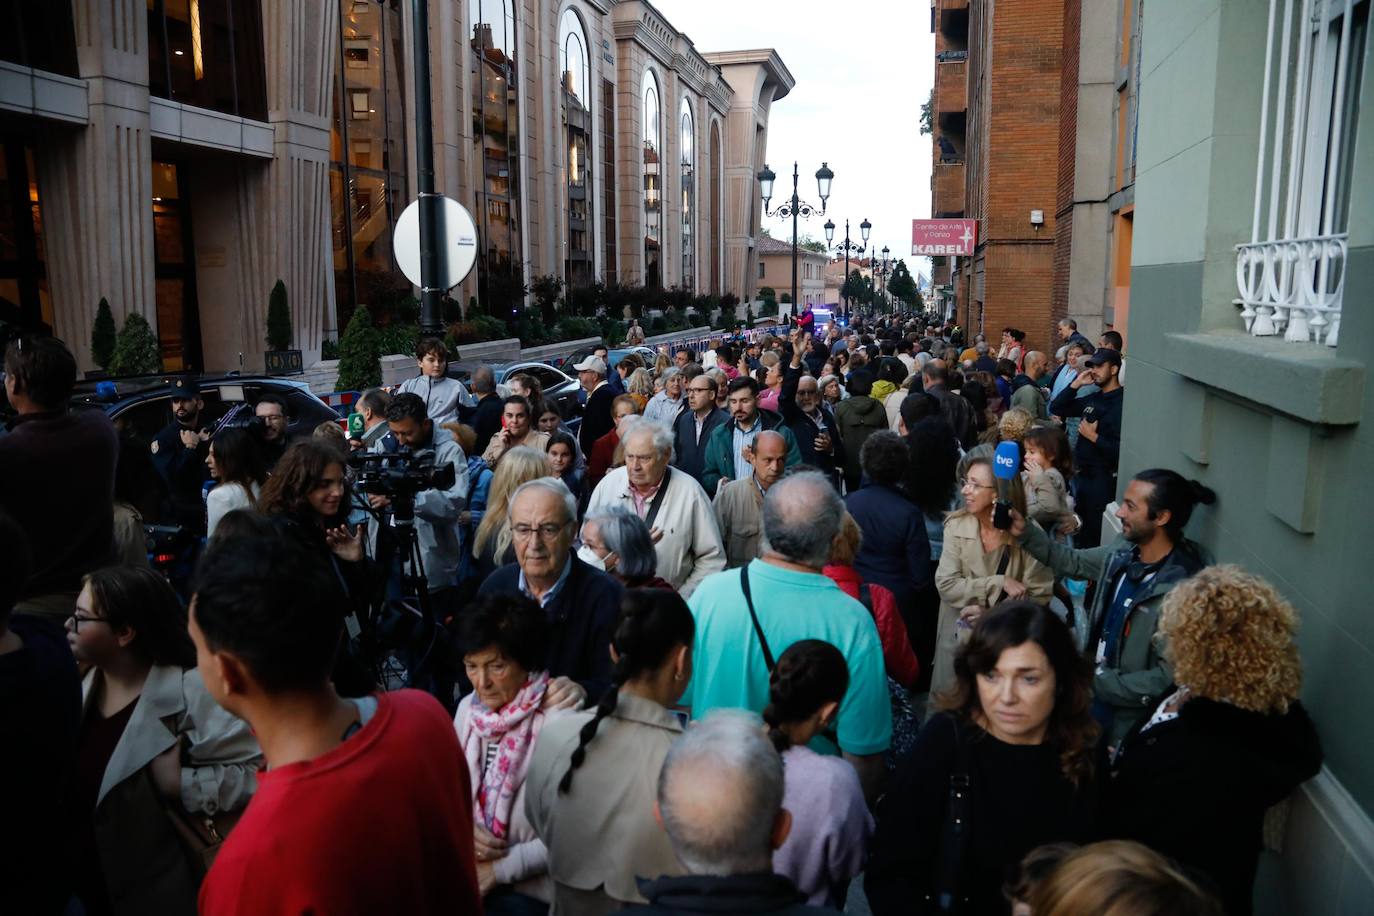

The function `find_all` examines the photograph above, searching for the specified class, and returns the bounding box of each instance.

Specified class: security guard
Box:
[151,377,212,535]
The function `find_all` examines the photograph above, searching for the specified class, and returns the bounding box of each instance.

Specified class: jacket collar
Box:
[82,664,186,806]
[637,871,806,913]
[611,692,685,734]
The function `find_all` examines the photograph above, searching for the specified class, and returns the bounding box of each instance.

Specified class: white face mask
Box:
[577,545,607,570]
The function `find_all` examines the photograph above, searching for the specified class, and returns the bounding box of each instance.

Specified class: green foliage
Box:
[553,316,601,342]
[91,298,117,370]
[920,88,933,136]
[717,292,739,327]
[887,259,920,309]
[266,280,293,350]
[758,286,777,309]
[447,314,511,345]
[649,315,667,334]
[746,303,756,326]
[600,319,628,344]
[567,282,605,318]
[377,322,419,358]
[336,306,383,391]
[441,294,463,325]
[779,292,792,304]
[321,338,340,361]
[531,274,564,327]
[798,236,827,253]
[109,312,161,376]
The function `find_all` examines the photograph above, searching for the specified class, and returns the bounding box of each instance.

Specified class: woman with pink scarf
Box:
[454,593,564,915]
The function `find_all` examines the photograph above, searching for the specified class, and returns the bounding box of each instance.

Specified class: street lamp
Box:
[879,245,892,315]
[829,218,867,321]
[758,161,832,318]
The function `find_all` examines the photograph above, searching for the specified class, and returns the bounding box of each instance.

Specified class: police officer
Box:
[151,377,211,535]
[1051,347,1124,548]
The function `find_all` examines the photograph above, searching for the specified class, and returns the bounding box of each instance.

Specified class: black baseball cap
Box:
[166,377,200,399]
[1084,348,1122,368]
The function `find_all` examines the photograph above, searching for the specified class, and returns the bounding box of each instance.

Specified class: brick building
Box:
[930,0,1065,349]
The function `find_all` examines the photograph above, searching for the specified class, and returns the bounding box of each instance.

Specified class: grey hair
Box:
[582,507,658,580]
[817,374,842,392]
[974,340,989,355]
[657,710,783,876]
[620,415,676,462]
[659,366,681,383]
[470,365,495,394]
[1059,317,1078,330]
[761,471,844,568]
[507,477,577,526]
[705,367,728,388]
[358,387,392,417]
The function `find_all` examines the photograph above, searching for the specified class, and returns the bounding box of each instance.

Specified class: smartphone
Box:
[500,414,508,429]
[993,499,1013,530]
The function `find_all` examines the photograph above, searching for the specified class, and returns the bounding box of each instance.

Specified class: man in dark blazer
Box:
[672,373,727,485]
[575,355,616,456]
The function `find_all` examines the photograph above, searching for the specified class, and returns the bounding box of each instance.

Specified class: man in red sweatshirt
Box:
[189,518,482,915]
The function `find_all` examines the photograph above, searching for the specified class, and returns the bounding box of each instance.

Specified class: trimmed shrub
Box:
[109,312,161,375]
[336,306,382,391]
[91,298,117,369]
[266,279,293,350]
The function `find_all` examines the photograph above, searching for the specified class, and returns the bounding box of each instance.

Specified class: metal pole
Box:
[843,220,850,321]
[790,162,799,319]
[412,0,443,336]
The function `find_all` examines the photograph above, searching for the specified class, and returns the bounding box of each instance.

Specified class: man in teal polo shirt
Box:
[684,471,890,801]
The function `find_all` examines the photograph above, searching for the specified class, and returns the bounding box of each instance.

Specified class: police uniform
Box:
[151,378,212,535]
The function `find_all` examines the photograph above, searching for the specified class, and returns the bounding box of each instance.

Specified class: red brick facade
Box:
[1051,0,1080,332]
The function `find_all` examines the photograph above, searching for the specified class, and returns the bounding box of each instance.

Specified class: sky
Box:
[654,0,935,279]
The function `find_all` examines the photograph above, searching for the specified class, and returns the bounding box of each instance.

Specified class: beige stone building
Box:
[755,234,827,311]
[0,0,791,373]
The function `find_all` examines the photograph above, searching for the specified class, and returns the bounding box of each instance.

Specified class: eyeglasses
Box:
[68,613,112,632]
[959,478,996,491]
[511,522,571,541]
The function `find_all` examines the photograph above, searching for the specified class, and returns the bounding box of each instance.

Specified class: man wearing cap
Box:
[576,355,615,456]
[1051,347,1124,548]
[151,377,212,535]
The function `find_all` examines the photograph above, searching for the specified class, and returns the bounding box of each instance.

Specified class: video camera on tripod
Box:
[348,447,457,516]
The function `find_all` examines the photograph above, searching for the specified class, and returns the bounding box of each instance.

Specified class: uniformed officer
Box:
[151,377,211,535]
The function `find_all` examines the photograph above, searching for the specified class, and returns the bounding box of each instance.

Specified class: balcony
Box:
[933,160,966,214]
[936,60,966,114]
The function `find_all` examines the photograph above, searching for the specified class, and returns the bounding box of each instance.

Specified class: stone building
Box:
[0,0,791,373]
[755,234,827,311]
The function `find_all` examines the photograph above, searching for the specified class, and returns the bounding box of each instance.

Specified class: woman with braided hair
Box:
[764,640,874,908]
[525,589,695,915]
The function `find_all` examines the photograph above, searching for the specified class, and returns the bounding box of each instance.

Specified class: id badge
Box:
[1095,639,1107,666]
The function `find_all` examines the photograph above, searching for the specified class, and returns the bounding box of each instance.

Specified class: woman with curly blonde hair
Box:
[1105,565,1323,916]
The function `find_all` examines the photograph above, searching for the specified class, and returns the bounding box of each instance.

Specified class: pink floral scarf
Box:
[460,671,550,839]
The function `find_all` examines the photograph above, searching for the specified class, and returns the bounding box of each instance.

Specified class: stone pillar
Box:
[42,0,155,368]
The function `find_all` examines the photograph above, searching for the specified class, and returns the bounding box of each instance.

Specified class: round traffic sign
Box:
[394,196,479,290]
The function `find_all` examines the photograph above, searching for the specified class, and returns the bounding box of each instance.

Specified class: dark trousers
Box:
[1074,471,1117,549]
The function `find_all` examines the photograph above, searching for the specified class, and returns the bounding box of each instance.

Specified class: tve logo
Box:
[993,441,1021,481]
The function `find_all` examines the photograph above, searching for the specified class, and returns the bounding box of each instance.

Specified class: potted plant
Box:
[264,279,303,375]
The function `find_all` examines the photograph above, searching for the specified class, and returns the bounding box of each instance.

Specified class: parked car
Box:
[446,360,584,424]
[552,345,657,373]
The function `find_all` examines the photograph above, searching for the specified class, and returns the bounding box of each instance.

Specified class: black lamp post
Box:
[758,161,832,318]
[827,218,868,321]
[877,245,892,315]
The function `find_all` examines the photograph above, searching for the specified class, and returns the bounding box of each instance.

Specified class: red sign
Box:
[911,219,977,256]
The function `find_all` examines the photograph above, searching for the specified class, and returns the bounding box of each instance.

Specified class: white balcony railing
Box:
[1236,0,1367,347]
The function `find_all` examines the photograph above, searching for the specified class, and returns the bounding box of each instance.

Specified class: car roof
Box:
[70,373,325,410]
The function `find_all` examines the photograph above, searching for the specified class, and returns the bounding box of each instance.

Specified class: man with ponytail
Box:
[526,590,696,914]
[1011,467,1217,748]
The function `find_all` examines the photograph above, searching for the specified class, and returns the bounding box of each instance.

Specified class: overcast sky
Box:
[656,0,936,278]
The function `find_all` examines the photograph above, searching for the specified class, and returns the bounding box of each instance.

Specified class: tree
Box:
[888,259,920,309]
[91,298,117,370]
[920,89,934,136]
[842,270,873,307]
[109,312,161,375]
[266,279,293,350]
[798,236,827,253]
[530,274,564,327]
[336,305,382,391]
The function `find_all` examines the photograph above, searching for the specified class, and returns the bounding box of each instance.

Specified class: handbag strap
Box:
[644,467,672,531]
[740,564,776,670]
[993,545,1012,606]
[933,718,974,912]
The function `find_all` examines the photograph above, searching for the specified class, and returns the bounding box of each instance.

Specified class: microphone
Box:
[992,440,1021,530]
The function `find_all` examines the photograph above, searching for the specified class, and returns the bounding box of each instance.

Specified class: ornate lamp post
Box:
[826,218,868,321]
[878,245,892,315]
[758,161,832,318]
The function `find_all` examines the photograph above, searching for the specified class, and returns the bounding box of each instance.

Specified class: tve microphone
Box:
[992,440,1021,530]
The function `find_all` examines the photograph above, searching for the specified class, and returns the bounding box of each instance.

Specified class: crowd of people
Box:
[0,313,1324,915]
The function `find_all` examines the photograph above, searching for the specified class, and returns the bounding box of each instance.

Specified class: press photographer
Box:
[151,377,212,535]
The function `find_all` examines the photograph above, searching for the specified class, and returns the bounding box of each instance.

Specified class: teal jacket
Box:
[699,409,802,497]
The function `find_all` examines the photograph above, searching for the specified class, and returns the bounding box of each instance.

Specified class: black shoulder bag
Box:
[739,563,776,669]
[643,467,672,532]
[928,718,974,914]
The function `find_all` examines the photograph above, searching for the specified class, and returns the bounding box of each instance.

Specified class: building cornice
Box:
[701,49,795,102]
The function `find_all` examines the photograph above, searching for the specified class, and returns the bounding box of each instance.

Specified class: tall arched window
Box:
[642,70,661,289]
[470,0,522,308]
[559,9,592,289]
[679,97,695,291]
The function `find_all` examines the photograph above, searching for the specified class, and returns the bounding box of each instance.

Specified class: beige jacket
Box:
[525,693,685,914]
[483,429,551,467]
[930,514,1055,697]
[714,476,766,569]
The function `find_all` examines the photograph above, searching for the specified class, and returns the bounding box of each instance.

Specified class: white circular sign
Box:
[394,196,479,291]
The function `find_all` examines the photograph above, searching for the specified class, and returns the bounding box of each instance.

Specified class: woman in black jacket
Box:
[866,601,1099,916]
[1106,565,1322,916]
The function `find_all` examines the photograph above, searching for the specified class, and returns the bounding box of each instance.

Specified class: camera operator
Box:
[150,377,212,535]
[368,393,470,600]
[0,336,119,624]
[253,392,290,470]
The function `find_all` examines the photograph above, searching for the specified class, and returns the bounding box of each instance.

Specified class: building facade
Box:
[755,234,827,310]
[1124,0,1371,911]
[0,0,791,374]
[930,0,1066,344]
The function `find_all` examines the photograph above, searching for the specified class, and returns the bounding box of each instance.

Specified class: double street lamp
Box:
[875,245,892,315]
[823,217,869,321]
[758,161,833,318]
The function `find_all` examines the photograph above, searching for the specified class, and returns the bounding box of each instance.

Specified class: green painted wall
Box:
[1124,0,1374,820]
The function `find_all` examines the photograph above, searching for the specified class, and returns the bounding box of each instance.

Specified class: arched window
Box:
[642,70,661,288]
[559,8,592,289]
[679,97,695,291]
[470,0,522,308]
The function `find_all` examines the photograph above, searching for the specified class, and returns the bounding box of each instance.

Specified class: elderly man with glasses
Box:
[671,372,727,485]
[478,478,622,706]
[588,418,726,598]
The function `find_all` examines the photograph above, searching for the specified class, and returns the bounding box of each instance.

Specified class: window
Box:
[1238,0,1367,346]
[345,40,370,68]
[560,9,592,290]
[758,262,766,280]
[147,0,267,120]
[349,90,371,119]
[0,2,78,76]
[471,0,523,310]
[680,97,695,292]
[643,70,662,288]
